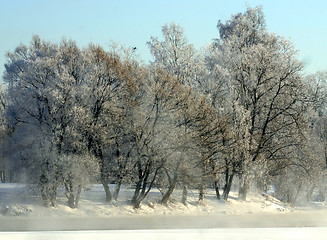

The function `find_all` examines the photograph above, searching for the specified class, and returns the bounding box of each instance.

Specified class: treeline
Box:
[1,6,327,209]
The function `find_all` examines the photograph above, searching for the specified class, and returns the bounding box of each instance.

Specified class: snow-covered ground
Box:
[2,228,327,240]
[2,183,327,239]
[0,183,298,218]
[1,183,327,232]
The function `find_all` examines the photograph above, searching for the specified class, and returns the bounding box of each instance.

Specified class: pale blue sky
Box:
[1,0,326,77]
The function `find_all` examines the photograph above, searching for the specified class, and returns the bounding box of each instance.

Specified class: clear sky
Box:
[0,0,326,77]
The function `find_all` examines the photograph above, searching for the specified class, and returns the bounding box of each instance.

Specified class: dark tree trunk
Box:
[113,180,122,201]
[181,184,188,205]
[223,172,234,200]
[102,180,112,202]
[68,192,76,208]
[49,184,57,207]
[161,170,178,205]
[161,181,177,205]
[131,181,144,209]
[132,197,142,209]
[66,181,77,209]
[65,181,82,209]
[88,135,111,203]
[0,161,6,183]
[131,165,160,209]
[214,180,221,200]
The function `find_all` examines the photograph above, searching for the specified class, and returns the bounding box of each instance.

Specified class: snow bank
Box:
[0,183,308,218]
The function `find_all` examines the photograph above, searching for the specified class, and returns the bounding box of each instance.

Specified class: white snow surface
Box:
[0,183,298,217]
[2,228,327,240]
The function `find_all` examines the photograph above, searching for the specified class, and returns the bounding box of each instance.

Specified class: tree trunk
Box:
[68,192,76,208]
[132,197,142,209]
[40,175,50,207]
[0,161,6,183]
[101,180,112,202]
[181,184,188,205]
[214,180,221,200]
[90,139,111,203]
[223,172,234,200]
[65,182,82,209]
[66,181,77,209]
[44,180,57,207]
[131,181,146,209]
[41,185,50,207]
[161,170,178,205]
[75,185,82,207]
[49,186,57,207]
[307,184,315,202]
[41,187,49,206]
[131,174,147,209]
[132,169,160,209]
[199,185,205,203]
[113,180,122,201]
[131,193,141,208]
[161,181,176,205]
[238,175,248,201]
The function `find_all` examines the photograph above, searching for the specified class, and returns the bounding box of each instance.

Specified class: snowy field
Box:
[2,183,327,239]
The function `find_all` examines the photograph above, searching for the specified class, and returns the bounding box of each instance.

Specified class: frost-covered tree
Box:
[3,36,99,208]
[211,6,306,200]
[0,87,8,183]
[147,22,203,87]
[291,71,327,202]
[148,22,227,203]
[128,69,187,208]
[76,44,141,203]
